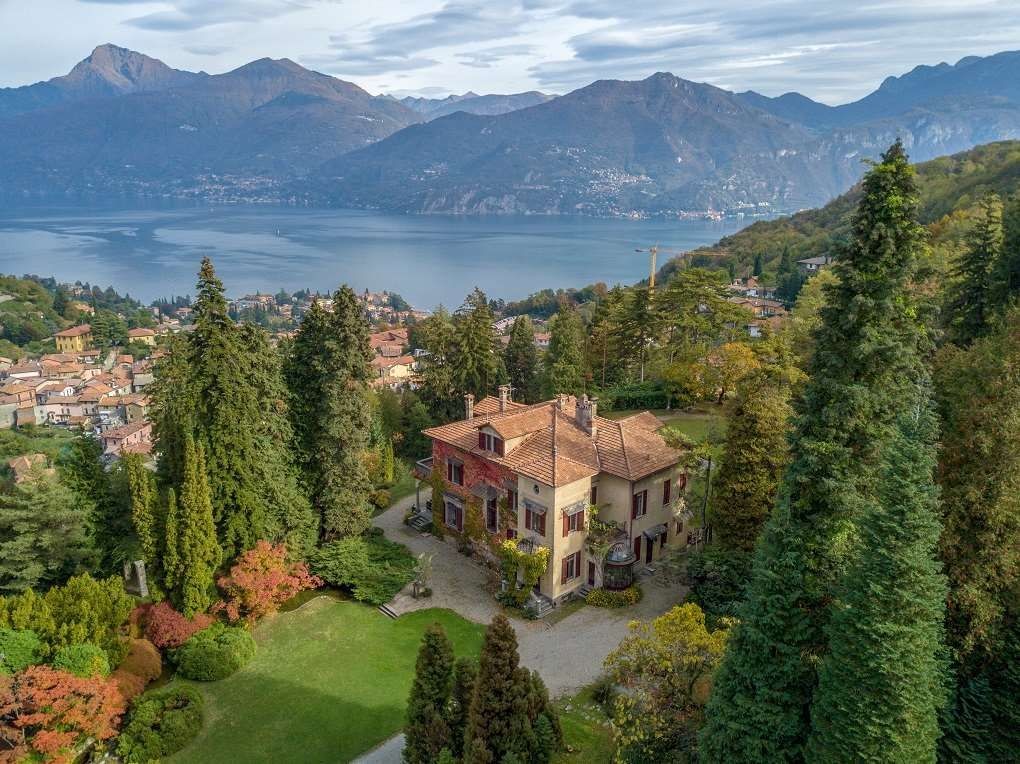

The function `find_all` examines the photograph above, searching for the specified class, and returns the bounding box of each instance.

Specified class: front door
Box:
[645,536,653,564]
[587,561,596,586]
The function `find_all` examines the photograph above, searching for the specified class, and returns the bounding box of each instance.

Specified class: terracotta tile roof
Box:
[102,421,151,440]
[127,327,156,337]
[370,354,415,369]
[55,324,92,338]
[424,395,681,486]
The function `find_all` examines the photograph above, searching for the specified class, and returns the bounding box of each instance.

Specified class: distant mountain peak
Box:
[64,43,190,94]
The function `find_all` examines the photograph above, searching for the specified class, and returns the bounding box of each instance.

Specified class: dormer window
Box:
[477,430,505,456]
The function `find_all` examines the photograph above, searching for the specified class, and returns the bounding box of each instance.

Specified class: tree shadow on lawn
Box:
[170,673,402,764]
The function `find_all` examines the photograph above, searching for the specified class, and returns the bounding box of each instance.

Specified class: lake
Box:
[0,205,749,309]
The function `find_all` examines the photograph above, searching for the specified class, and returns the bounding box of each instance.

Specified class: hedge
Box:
[51,643,111,677]
[116,686,204,762]
[596,382,670,411]
[0,628,42,674]
[585,585,643,608]
[172,624,256,681]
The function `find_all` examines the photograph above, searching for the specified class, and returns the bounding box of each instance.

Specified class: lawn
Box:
[168,598,485,764]
[554,686,615,763]
[605,404,726,443]
[0,426,76,461]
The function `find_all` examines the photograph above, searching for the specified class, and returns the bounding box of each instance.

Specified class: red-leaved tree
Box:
[214,541,321,624]
[143,602,214,650]
[2,666,125,764]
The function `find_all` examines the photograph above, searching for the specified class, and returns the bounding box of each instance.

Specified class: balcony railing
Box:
[413,457,434,481]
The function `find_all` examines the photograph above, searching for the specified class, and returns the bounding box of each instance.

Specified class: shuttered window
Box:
[631,490,648,519]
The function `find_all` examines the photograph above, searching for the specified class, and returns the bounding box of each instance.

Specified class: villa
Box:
[417,386,689,611]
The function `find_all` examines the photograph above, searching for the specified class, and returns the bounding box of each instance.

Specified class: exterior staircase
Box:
[578,584,594,598]
[407,512,432,532]
[378,603,398,619]
[528,592,555,618]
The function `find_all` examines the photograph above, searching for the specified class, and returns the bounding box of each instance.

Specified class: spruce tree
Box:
[990,192,1020,310]
[701,141,931,761]
[465,614,530,763]
[710,372,792,553]
[162,487,180,594]
[448,658,477,760]
[806,394,946,761]
[452,288,502,399]
[948,192,1003,345]
[173,438,221,617]
[404,624,455,764]
[58,434,124,567]
[416,306,461,422]
[543,303,585,397]
[189,257,268,559]
[285,288,374,540]
[149,333,197,490]
[504,315,539,402]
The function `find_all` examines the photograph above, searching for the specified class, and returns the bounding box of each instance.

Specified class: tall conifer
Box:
[948,192,1003,345]
[543,304,585,397]
[504,315,539,402]
[452,288,502,399]
[701,141,932,761]
[404,624,455,764]
[173,438,220,617]
[285,288,374,539]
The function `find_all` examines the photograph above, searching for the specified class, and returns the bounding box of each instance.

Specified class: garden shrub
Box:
[590,674,618,709]
[116,686,204,762]
[310,537,371,588]
[44,573,134,666]
[370,489,391,509]
[144,601,214,650]
[52,643,111,677]
[173,624,256,681]
[310,533,415,605]
[111,669,146,701]
[0,628,42,674]
[118,638,162,684]
[213,541,321,624]
[585,585,643,608]
[684,548,751,626]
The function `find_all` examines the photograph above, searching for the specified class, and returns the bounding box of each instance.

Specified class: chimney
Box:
[555,393,567,411]
[464,393,474,420]
[576,395,598,438]
[498,384,510,412]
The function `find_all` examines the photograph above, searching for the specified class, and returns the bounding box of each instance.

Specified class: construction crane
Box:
[634,245,730,295]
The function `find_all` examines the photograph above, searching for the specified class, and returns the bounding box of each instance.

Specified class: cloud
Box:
[183,44,234,56]
[77,0,311,32]
[457,45,535,69]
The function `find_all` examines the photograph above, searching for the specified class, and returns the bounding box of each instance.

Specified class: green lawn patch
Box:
[168,599,485,764]
[387,459,418,504]
[0,426,76,462]
[554,686,615,763]
[605,406,726,443]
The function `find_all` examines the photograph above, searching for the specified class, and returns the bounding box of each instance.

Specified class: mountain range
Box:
[2,45,1020,213]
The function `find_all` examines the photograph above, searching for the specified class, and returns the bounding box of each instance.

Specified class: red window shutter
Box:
[561,557,568,585]
[642,491,648,515]
[679,473,687,491]
[495,438,505,457]
[562,511,569,538]
[457,507,464,532]
[478,432,486,450]
[539,513,546,536]
[633,537,641,558]
[447,461,452,482]
[631,494,638,519]
[663,479,671,505]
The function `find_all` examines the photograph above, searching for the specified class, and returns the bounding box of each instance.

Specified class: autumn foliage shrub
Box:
[0,665,125,764]
[143,602,214,650]
[116,686,204,762]
[213,541,320,624]
[172,624,256,681]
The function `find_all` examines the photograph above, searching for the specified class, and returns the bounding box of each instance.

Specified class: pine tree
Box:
[285,288,374,540]
[711,368,792,553]
[404,624,455,764]
[0,470,92,593]
[752,252,764,277]
[701,141,931,761]
[465,615,531,764]
[775,245,804,306]
[806,394,946,761]
[449,658,477,760]
[172,438,221,617]
[58,434,125,567]
[586,287,624,388]
[125,453,157,563]
[149,333,196,491]
[612,286,656,382]
[543,304,585,397]
[452,288,502,399]
[504,315,539,402]
[948,192,1003,345]
[990,192,1020,310]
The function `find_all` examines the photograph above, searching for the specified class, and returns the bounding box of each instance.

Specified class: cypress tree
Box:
[173,438,221,617]
[149,333,196,490]
[285,288,374,540]
[701,141,931,761]
[404,624,455,764]
[126,453,157,563]
[504,315,539,402]
[543,304,585,397]
[710,372,792,553]
[465,614,530,763]
[948,192,1003,345]
[752,252,764,277]
[448,658,477,760]
[806,394,946,761]
[162,487,179,593]
[452,288,502,399]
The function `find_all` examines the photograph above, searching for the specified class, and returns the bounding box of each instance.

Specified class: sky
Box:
[2,0,1020,103]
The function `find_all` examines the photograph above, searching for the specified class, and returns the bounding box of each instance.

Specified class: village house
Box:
[797,254,833,273]
[101,420,152,456]
[534,332,551,350]
[5,453,55,483]
[369,328,409,357]
[54,324,94,353]
[127,327,157,346]
[417,387,688,613]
